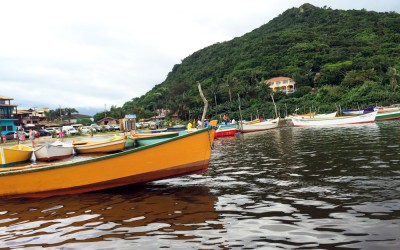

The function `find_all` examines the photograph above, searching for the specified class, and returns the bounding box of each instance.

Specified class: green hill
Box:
[98,4,400,122]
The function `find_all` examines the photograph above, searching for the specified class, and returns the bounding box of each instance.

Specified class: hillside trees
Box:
[93,4,400,121]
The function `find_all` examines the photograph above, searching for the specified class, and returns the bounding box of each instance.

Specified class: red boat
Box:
[214,127,238,138]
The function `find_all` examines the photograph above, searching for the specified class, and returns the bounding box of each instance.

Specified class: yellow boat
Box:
[0,145,33,167]
[0,120,217,198]
[72,136,126,154]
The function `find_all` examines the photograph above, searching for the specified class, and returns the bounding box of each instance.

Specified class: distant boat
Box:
[0,144,33,167]
[286,111,337,120]
[0,120,218,198]
[166,125,186,131]
[130,131,179,146]
[240,118,279,133]
[34,141,74,162]
[292,111,377,126]
[215,123,238,138]
[374,104,400,113]
[73,136,126,154]
[342,107,374,116]
[375,110,400,121]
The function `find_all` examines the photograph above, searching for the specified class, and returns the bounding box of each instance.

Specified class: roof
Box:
[97,116,118,122]
[0,96,14,100]
[265,77,294,83]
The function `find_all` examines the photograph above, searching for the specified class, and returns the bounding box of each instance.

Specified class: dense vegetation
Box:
[98,4,400,121]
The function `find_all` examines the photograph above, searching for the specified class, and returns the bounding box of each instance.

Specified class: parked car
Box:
[80,126,92,134]
[113,124,121,130]
[38,129,51,136]
[5,132,18,140]
[90,124,101,132]
[62,126,78,136]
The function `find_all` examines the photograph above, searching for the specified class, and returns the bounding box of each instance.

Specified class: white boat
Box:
[73,137,126,154]
[34,141,74,162]
[292,111,377,127]
[286,111,337,120]
[240,118,279,133]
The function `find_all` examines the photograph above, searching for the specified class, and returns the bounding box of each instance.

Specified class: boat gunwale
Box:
[0,126,216,177]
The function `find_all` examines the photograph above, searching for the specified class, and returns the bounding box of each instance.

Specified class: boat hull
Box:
[292,111,377,126]
[240,118,279,132]
[73,139,126,154]
[34,143,74,162]
[0,121,217,198]
[375,110,400,120]
[0,145,33,167]
[215,128,238,137]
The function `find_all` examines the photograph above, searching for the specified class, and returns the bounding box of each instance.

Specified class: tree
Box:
[64,108,79,124]
[388,67,399,91]
[208,83,219,117]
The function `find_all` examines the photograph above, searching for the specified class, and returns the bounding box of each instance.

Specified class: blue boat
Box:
[166,125,186,131]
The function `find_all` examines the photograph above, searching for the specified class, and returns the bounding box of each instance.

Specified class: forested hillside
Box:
[96,3,400,122]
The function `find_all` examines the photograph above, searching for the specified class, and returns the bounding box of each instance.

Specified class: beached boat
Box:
[34,141,74,162]
[240,118,279,133]
[73,136,126,154]
[0,144,33,167]
[0,120,218,198]
[375,110,400,121]
[130,131,179,146]
[166,125,186,131]
[292,111,377,127]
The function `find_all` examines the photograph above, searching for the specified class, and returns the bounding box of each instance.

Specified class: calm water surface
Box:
[1,121,399,249]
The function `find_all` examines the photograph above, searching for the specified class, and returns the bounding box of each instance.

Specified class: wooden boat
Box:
[215,124,238,138]
[240,118,279,133]
[292,111,377,127]
[0,120,218,198]
[34,141,74,162]
[0,144,33,167]
[130,131,179,146]
[374,104,400,113]
[375,110,400,121]
[343,107,374,116]
[73,136,126,154]
[166,125,186,131]
[286,111,337,120]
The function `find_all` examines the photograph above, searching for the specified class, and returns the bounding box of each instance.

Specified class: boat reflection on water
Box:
[0,185,221,248]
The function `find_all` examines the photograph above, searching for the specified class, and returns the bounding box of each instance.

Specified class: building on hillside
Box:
[265,77,296,94]
[0,96,19,135]
[97,117,118,126]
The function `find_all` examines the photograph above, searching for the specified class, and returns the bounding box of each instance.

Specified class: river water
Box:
[0,121,399,249]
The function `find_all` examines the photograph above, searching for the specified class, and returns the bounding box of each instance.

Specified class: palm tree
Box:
[224,76,238,103]
[208,83,219,117]
[64,108,79,124]
[388,67,399,91]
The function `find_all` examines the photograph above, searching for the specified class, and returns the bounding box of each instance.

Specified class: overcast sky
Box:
[1,0,399,115]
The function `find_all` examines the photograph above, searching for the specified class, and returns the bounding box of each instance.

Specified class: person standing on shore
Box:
[59,128,64,142]
[29,128,37,147]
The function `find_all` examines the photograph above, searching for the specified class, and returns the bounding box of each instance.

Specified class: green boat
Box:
[130,131,179,147]
[376,110,400,121]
